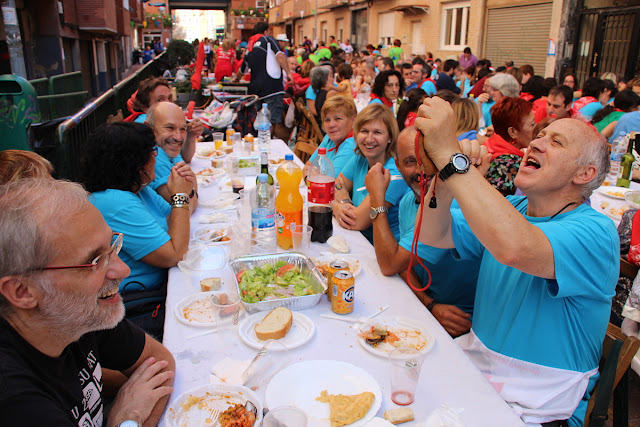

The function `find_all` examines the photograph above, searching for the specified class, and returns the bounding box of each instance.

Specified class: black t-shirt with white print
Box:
[0,316,145,426]
[245,35,284,98]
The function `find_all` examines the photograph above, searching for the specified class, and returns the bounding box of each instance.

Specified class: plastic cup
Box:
[211,292,245,343]
[213,132,224,149]
[291,224,313,254]
[263,406,308,427]
[388,347,425,406]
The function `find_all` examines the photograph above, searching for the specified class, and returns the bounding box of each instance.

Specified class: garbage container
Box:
[0,74,41,151]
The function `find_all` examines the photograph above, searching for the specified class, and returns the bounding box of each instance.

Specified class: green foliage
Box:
[166,39,195,66]
[173,79,192,94]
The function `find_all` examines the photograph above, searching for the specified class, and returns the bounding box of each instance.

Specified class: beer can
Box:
[326,261,349,302]
[331,270,354,314]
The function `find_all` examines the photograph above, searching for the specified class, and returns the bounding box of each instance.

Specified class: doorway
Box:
[351,9,368,51]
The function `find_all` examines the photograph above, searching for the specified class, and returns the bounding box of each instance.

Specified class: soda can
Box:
[331,270,354,314]
[326,261,349,302]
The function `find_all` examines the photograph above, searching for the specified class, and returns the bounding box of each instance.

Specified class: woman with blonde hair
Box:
[452,98,480,141]
[332,103,409,242]
[0,150,54,183]
[214,38,236,81]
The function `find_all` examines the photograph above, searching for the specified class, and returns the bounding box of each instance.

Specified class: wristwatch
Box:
[426,300,439,312]
[438,153,471,182]
[339,198,353,205]
[116,421,141,427]
[369,206,389,219]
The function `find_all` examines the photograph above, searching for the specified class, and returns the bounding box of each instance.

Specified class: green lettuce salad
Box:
[236,261,317,303]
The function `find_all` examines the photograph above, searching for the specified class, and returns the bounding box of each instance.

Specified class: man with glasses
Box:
[0,178,175,426]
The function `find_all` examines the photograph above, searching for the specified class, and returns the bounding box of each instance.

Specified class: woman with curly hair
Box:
[482,97,535,196]
[80,122,194,294]
[369,69,405,116]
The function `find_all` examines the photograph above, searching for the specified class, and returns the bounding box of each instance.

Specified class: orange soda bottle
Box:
[275,154,303,249]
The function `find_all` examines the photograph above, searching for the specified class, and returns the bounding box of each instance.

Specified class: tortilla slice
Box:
[316,390,375,427]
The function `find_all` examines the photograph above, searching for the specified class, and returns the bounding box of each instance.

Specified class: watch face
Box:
[369,208,377,219]
[453,154,470,170]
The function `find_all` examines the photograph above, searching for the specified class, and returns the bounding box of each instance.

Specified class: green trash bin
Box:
[0,74,41,151]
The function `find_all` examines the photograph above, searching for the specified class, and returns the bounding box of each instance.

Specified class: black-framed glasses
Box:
[42,232,124,272]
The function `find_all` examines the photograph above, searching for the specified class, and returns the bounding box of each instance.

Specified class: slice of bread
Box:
[200,277,221,292]
[384,408,414,424]
[254,307,293,340]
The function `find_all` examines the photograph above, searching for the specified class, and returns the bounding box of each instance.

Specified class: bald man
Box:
[365,126,479,337]
[415,98,617,425]
[145,102,198,205]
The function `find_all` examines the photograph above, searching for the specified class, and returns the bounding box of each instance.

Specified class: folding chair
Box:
[293,99,323,163]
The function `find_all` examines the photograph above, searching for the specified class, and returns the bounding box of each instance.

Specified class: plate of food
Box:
[311,254,362,279]
[195,147,226,160]
[196,168,227,178]
[165,383,262,427]
[596,186,631,200]
[192,223,232,245]
[238,307,316,350]
[265,360,382,427]
[174,291,220,327]
[199,193,239,209]
[357,316,435,358]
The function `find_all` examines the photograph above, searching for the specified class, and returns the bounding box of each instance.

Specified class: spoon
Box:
[245,400,258,426]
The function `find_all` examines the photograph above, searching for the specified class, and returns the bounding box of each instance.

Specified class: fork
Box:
[205,408,221,426]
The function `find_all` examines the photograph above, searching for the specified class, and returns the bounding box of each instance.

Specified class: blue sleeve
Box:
[332,138,356,177]
[105,201,170,261]
[578,103,603,120]
[385,179,409,206]
[537,209,618,300]
[340,155,358,183]
[306,86,317,101]
[450,207,485,261]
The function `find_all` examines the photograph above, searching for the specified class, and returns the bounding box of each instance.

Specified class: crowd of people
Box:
[1,21,640,427]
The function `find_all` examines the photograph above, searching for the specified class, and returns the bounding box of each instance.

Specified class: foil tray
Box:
[230,252,326,313]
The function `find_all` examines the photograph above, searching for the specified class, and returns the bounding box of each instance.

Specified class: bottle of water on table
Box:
[605,134,629,185]
[254,103,272,153]
[251,173,276,254]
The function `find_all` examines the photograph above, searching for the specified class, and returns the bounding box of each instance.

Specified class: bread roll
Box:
[384,408,414,424]
[254,307,293,340]
[200,277,221,292]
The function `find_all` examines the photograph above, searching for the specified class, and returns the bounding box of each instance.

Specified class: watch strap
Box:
[426,300,439,312]
[372,206,388,214]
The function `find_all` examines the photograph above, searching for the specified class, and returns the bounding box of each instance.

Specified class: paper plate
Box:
[238,310,315,350]
[199,192,239,209]
[174,291,221,327]
[195,168,226,177]
[596,186,631,200]
[192,223,232,246]
[265,360,382,427]
[356,315,435,358]
[165,383,263,427]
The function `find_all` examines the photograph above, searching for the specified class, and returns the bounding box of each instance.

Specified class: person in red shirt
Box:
[534,85,578,123]
[214,38,236,82]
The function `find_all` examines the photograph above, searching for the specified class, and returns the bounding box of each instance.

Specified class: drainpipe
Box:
[2,0,27,78]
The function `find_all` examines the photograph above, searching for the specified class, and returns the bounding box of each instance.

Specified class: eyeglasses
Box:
[42,232,124,272]
[151,146,159,156]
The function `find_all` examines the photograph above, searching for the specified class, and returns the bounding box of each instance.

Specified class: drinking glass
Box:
[211,292,245,344]
[263,406,308,427]
[388,347,425,406]
[212,132,224,150]
[290,224,313,255]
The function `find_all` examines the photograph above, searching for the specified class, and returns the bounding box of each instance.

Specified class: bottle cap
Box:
[318,148,327,155]
[258,173,268,182]
[262,103,268,109]
[285,154,294,160]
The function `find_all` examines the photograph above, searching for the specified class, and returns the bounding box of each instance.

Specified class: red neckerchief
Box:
[328,131,354,152]
[572,96,598,112]
[420,78,435,87]
[520,92,534,102]
[123,111,143,122]
[370,94,393,107]
[247,34,263,52]
[483,133,524,160]
[404,112,417,128]
[629,210,640,265]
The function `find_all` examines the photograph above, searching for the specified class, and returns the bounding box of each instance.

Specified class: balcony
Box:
[77,0,118,34]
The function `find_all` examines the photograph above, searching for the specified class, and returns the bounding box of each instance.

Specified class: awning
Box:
[319,1,348,10]
[388,5,430,14]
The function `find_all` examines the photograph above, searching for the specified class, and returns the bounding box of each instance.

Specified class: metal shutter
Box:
[485,3,552,74]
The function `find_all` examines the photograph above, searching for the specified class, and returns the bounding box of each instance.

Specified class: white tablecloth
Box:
[159,140,524,426]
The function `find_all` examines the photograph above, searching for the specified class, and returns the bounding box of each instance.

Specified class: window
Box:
[440,2,470,50]
[378,12,395,47]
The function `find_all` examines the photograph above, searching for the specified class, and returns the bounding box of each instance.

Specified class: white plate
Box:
[166,383,263,427]
[596,186,631,200]
[356,315,435,358]
[238,310,316,350]
[174,291,221,327]
[192,223,232,245]
[311,254,362,278]
[265,360,382,427]
[195,168,226,177]
[604,205,630,221]
[199,193,240,209]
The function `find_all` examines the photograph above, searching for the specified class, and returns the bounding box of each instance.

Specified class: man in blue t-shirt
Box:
[145,102,199,205]
[365,126,478,337]
[415,98,618,426]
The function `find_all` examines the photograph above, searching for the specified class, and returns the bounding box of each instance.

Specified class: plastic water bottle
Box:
[605,134,629,185]
[254,103,272,153]
[308,147,335,243]
[251,173,276,254]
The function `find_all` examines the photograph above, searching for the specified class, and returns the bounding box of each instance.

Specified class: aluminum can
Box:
[331,270,354,314]
[326,260,349,301]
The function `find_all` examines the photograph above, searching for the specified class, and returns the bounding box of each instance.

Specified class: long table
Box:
[159,139,524,426]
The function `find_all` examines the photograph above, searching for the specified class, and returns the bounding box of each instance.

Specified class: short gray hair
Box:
[310,66,331,91]
[0,179,89,316]
[576,126,610,199]
[489,73,520,98]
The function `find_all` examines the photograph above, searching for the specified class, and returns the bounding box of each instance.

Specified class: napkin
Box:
[423,403,465,427]
[363,417,395,426]
[210,357,251,385]
[198,212,228,224]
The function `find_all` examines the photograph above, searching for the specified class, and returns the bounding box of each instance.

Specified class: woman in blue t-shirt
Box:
[332,103,410,242]
[79,122,194,295]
